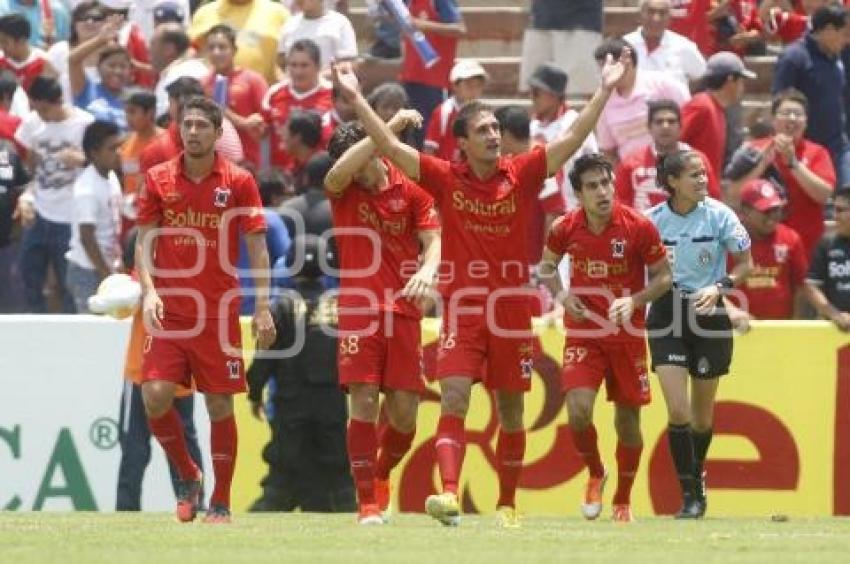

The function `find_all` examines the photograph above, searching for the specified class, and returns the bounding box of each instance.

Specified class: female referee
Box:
[646,150,752,519]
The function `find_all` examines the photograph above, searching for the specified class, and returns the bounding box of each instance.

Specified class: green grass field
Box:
[1,513,849,563]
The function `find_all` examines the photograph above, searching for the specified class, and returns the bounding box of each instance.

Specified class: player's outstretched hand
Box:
[142,291,164,331]
[253,308,276,350]
[693,284,721,315]
[728,307,753,334]
[608,296,635,325]
[600,48,632,91]
[331,63,360,103]
[562,293,587,321]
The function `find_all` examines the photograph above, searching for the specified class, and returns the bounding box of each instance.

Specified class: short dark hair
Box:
[494,105,530,142]
[288,38,321,67]
[82,120,121,157]
[328,121,367,162]
[0,14,30,41]
[159,28,191,57]
[257,167,288,207]
[181,96,223,129]
[656,149,703,193]
[452,100,494,139]
[125,89,157,112]
[166,77,204,101]
[70,2,101,45]
[771,87,809,116]
[647,99,681,125]
[287,109,323,149]
[367,82,409,111]
[835,187,850,201]
[27,76,63,104]
[98,45,130,67]
[568,153,614,193]
[703,72,740,90]
[0,71,17,102]
[303,152,333,190]
[811,4,848,32]
[593,38,639,66]
[205,24,237,48]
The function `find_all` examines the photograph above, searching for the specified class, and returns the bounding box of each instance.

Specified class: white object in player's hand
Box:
[88,274,141,320]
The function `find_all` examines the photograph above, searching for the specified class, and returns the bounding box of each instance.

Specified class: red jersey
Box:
[121,23,154,87]
[424,97,461,162]
[727,223,807,319]
[614,142,720,212]
[680,92,726,176]
[0,109,23,155]
[139,124,181,175]
[137,154,266,320]
[202,68,269,168]
[669,0,717,56]
[418,146,548,300]
[399,0,459,89]
[328,161,440,320]
[262,81,333,170]
[765,8,808,44]
[0,48,48,91]
[546,203,667,341]
[321,109,347,146]
[748,137,835,260]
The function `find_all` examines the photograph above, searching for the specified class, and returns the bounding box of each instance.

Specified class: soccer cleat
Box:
[425,492,461,527]
[674,494,706,520]
[694,470,708,517]
[202,505,232,524]
[612,504,634,523]
[374,479,391,523]
[175,472,203,523]
[580,469,608,520]
[495,505,521,529]
[357,502,384,526]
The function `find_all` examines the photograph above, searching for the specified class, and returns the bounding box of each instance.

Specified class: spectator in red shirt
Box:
[0,14,56,95]
[202,24,269,171]
[263,38,333,171]
[424,60,488,163]
[725,178,809,323]
[760,0,829,45]
[669,0,718,55]
[726,88,834,260]
[0,73,22,150]
[680,51,755,175]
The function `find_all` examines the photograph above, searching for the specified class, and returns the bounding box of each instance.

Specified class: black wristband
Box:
[716,275,734,294]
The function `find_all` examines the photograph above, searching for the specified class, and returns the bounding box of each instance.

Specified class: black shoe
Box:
[675,494,705,519]
[694,470,708,517]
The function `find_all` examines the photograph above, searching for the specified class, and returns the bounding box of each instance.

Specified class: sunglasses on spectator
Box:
[79,13,106,23]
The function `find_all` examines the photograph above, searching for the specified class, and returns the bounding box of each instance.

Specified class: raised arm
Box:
[324,109,424,195]
[69,15,123,98]
[332,64,422,180]
[545,50,633,176]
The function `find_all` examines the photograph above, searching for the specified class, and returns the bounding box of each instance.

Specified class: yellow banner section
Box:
[233,320,850,516]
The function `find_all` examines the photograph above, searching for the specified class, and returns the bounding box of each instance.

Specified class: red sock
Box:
[347,418,378,505]
[435,415,466,495]
[210,415,237,509]
[147,408,198,481]
[570,424,605,478]
[375,425,415,481]
[613,441,643,505]
[496,429,526,508]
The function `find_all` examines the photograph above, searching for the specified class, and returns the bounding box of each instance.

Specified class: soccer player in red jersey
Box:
[263,38,333,171]
[333,49,633,528]
[324,111,441,525]
[538,154,672,523]
[135,96,276,524]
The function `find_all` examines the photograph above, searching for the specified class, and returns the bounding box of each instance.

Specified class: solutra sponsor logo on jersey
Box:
[357,202,408,235]
[452,190,517,217]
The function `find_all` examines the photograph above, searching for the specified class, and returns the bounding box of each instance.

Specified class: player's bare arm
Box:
[135,223,164,331]
[694,248,753,315]
[332,64,422,181]
[245,231,276,350]
[609,257,673,324]
[545,50,633,177]
[538,246,586,320]
[324,109,424,195]
[402,228,441,305]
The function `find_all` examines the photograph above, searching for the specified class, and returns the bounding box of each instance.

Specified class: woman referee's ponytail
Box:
[656,150,700,194]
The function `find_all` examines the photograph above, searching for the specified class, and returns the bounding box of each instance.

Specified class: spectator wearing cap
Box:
[519,0,602,96]
[129,0,191,42]
[150,23,209,118]
[190,0,290,85]
[622,0,706,88]
[726,88,834,260]
[680,50,755,176]
[202,24,269,170]
[0,0,70,49]
[528,62,598,210]
[774,4,850,188]
[276,0,357,73]
[804,187,850,330]
[593,38,690,164]
[423,60,487,162]
[398,0,465,149]
[724,178,809,323]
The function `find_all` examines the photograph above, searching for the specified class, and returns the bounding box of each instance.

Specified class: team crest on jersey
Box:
[698,248,712,266]
[226,359,241,379]
[774,244,789,263]
[520,358,534,379]
[611,238,626,259]
[213,186,232,208]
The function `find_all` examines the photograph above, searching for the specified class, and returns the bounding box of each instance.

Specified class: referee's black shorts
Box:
[646,289,733,379]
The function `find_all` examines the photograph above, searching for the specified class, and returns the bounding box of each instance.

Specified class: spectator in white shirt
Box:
[151,23,208,118]
[622,0,706,88]
[276,0,357,72]
[65,120,123,313]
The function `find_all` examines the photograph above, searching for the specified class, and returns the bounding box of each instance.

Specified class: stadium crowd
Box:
[4,0,850,524]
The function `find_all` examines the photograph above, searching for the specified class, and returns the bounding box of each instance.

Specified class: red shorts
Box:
[337,313,425,393]
[142,315,246,394]
[436,301,535,392]
[561,338,650,406]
